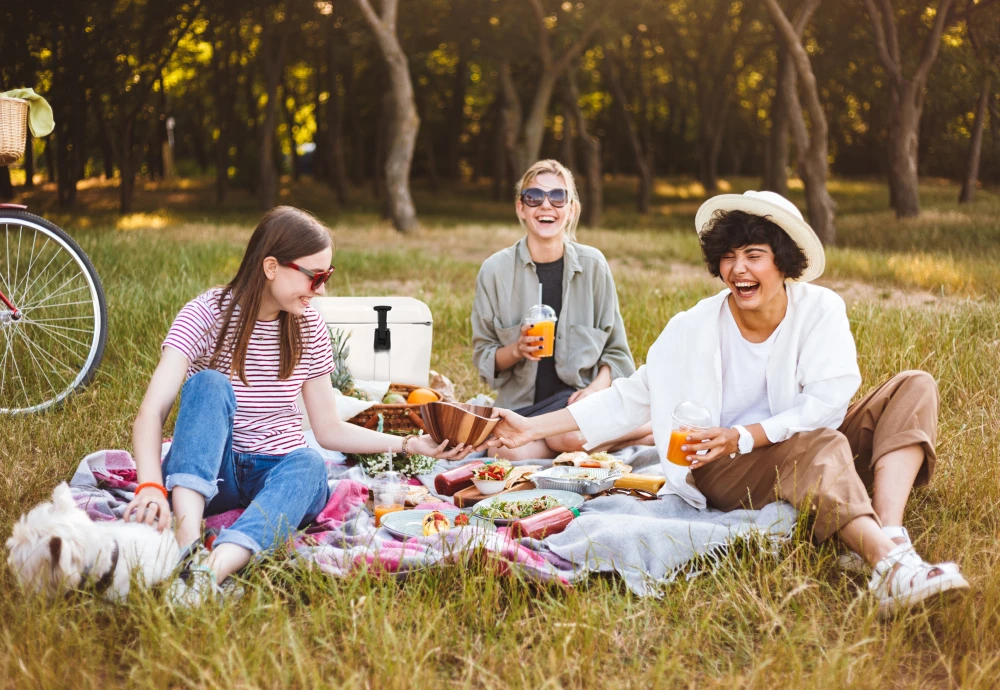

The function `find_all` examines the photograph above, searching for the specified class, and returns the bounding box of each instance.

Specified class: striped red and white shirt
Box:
[162,287,335,455]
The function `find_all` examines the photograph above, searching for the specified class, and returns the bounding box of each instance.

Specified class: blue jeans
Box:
[161,370,330,554]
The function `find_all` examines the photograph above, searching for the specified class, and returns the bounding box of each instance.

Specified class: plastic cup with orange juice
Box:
[523,304,557,358]
[666,401,713,467]
[372,469,407,527]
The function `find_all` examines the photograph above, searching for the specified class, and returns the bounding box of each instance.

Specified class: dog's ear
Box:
[50,483,77,512]
[49,536,62,567]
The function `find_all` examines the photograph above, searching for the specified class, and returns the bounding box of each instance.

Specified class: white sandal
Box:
[869,544,969,618]
[839,526,962,576]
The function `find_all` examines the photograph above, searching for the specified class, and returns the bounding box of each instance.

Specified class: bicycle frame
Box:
[0,203,27,322]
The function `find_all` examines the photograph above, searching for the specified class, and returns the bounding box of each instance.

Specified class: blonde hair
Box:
[514,159,582,241]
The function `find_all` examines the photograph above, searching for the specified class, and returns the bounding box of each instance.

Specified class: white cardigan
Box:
[568,282,862,508]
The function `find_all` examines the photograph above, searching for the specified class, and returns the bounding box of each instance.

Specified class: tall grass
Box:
[2,176,1000,688]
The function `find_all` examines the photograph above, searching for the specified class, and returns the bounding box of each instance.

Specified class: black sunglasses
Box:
[283,262,335,291]
[520,187,569,208]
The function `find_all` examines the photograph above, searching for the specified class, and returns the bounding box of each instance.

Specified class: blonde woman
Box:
[472,160,653,460]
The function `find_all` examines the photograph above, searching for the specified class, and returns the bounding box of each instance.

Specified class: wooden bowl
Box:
[420,401,500,449]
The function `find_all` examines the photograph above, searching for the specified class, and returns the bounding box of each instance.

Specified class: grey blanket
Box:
[539,495,796,596]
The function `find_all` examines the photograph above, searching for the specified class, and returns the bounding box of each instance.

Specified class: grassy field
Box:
[2,175,1000,688]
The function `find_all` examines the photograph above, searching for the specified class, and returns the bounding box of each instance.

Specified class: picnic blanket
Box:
[66,446,797,596]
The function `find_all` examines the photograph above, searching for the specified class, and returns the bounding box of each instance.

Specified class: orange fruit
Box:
[407,387,440,404]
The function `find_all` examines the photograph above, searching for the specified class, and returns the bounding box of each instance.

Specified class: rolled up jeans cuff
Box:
[213,528,263,554]
[165,472,220,502]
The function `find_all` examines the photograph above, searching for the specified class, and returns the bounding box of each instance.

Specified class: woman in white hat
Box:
[483,190,968,617]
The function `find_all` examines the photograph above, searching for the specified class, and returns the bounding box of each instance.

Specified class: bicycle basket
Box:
[0,96,29,166]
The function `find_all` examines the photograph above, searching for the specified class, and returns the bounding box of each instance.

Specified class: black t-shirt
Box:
[533,257,569,404]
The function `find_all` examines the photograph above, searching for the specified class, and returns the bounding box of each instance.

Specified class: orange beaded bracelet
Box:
[135,482,168,499]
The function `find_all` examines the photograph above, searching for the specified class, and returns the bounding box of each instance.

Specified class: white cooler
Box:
[311,296,433,386]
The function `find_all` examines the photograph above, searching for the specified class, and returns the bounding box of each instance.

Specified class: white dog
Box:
[6,482,180,602]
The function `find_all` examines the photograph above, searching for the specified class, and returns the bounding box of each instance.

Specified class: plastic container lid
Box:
[672,400,713,429]
[524,304,557,323]
[372,470,404,489]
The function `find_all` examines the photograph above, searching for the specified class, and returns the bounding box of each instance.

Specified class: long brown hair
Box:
[209,206,333,384]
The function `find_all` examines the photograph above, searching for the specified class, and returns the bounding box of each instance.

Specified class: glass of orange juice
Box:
[523,304,558,358]
[666,401,713,467]
[372,470,406,527]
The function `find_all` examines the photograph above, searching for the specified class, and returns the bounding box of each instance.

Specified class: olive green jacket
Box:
[471,238,636,410]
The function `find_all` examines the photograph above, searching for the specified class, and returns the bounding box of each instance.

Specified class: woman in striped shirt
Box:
[123,206,471,606]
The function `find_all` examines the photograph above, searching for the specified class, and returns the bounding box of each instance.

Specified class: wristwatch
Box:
[734,425,754,455]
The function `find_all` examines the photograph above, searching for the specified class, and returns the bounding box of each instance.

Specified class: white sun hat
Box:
[694,190,825,283]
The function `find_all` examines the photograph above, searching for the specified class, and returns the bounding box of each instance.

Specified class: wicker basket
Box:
[346,383,439,434]
[0,97,28,166]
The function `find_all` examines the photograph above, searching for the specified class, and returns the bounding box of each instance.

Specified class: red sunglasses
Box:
[283,262,335,291]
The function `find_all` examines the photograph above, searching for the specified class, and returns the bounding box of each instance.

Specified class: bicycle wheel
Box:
[0,210,107,414]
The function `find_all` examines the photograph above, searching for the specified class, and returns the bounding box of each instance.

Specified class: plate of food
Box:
[379,509,496,540]
[472,489,585,525]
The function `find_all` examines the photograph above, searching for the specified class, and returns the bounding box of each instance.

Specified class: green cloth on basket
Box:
[0,88,54,138]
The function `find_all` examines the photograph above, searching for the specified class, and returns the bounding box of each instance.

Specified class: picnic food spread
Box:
[472,461,512,482]
[434,461,486,495]
[475,494,561,520]
[508,505,580,539]
[421,511,452,536]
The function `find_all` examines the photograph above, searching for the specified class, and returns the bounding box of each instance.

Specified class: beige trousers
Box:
[691,370,939,542]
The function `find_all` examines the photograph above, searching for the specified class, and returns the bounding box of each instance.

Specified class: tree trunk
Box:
[353,0,420,232]
[344,55,365,187]
[498,61,523,182]
[373,90,388,208]
[445,53,467,178]
[118,121,136,214]
[515,70,560,176]
[325,28,349,204]
[959,74,992,203]
[23,135,34,189]
[886,84,922,218]
[56,127,78,207]
[281,80,300,182]
[0,167,12,201]
[257,22,288,211]
[604,56,651,214]
[211,28,237,205]
[492,104,506,202]
[418,90,440,191]
[763,45,792,195]
[563,68,602,227]
[45,139,55,183]
[862,0,953,219]
[559,103,576,172]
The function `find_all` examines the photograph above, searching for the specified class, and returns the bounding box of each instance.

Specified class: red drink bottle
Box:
[508,506,580,539]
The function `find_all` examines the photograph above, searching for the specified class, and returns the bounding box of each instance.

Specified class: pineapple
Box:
[329,327,368,399]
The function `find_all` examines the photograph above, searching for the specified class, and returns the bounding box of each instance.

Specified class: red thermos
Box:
[433,461,485,496]
[508,506,580,539]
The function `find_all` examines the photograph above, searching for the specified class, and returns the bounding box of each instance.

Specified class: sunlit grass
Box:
[2,174,1000,687]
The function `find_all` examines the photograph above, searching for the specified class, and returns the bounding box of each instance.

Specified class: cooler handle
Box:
[373,305,392,352]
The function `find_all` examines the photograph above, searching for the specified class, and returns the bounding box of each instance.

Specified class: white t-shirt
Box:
[719,300,782,430]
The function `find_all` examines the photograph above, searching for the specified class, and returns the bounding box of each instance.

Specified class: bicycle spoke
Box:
[22,314,95,323]
[14,325,80,379]
[13,326,62,398]
[23,319,95,335]
[22,281,90,312]
[12,238,63,307]
[20,318,93,350]
[12,230,41,303]
[18,257,77,310]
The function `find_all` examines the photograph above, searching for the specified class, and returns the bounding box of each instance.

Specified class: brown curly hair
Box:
[699,210,808,280]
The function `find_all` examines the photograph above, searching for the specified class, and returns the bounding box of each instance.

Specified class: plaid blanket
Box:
[67,447,796,596]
